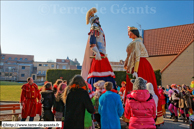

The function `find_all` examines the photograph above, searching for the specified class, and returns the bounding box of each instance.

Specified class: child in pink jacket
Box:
[124,77,156,129]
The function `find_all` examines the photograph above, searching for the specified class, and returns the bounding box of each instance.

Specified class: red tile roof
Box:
[144,23,194,56]
[161,39,194,73]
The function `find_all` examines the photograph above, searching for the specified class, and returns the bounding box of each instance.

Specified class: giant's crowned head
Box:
[128,26,140,38]
[86,7,100,26]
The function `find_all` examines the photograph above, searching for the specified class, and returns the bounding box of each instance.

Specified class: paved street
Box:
[0,102,190,129]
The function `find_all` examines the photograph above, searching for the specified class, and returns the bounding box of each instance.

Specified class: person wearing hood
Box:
[146,83,158,121]
[124,77,156,129]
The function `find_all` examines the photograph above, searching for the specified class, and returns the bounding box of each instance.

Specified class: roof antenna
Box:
[136,22,141,36]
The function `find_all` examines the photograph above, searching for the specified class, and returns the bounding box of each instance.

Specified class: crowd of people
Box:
[20,76,194,129]
[157,83,194,124]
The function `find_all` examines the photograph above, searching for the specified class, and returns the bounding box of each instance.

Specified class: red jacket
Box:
[124,90,156,129]
[159,89,166,105]
[20,83,41,118]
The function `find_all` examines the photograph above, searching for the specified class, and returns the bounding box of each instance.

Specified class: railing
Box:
[37,73,46,76]
[0,77,17,81]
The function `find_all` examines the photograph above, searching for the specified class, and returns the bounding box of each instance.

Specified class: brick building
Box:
[143,23,194,86]
[32,62,57,81]
[56,57,81,70]
[0,53,34,81]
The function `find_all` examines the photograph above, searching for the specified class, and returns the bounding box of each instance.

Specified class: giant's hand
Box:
[132,72,138,79]
[91,46,102,60]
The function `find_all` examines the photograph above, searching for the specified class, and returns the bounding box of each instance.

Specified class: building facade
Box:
[110,60,125,71]
[33,62,57,81]
[143,23,194,87]
[0,53,34,81]
[161,40,194,86]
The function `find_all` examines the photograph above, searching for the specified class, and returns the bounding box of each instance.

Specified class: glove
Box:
[132,72,138,78]
[91,46,101,60]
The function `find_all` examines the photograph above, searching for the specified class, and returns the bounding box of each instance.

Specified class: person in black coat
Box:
[62,75,95,129]
[41,82,55,129]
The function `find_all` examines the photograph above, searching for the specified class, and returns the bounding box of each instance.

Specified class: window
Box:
[21,74,25,77]
[0,72,1,76]
[9,73,12,76]
[51,64,54,68]
[38,71,41,74]
[62,66,66,69]
[43,64,48,66]
[5,73,9,76]
[2,57,5,59]
[39,64,42,66]
[8,57,12,60]
[62,60,65,62]
[32,75,36,80]
[20,58,23,60]
[15,58,17,60]
[42,71,46,74]
[22,66,25,69]
[25,58,28,60]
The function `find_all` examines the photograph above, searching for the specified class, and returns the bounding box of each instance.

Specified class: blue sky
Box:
[1,1,193,64]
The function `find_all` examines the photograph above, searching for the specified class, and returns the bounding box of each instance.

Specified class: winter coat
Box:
[124,90,156,129]
[98,91,124,129]
[41,90,55,109]
[169,89,179,101]
[63,88,94,129]
[159,89,166,105]
[54,93,64,112]
[175,90,192,109]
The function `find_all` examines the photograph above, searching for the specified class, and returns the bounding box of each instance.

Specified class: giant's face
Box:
[128,31,134,38]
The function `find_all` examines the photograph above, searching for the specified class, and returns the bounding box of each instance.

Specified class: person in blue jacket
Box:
[98,82,124,129]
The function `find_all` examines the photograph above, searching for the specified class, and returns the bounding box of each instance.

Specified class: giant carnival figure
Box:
[124,26,164,125]
[81,7,116,91]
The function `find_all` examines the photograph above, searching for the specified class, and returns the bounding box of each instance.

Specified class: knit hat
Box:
[131,77,147,91]
[94,80,105,89]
